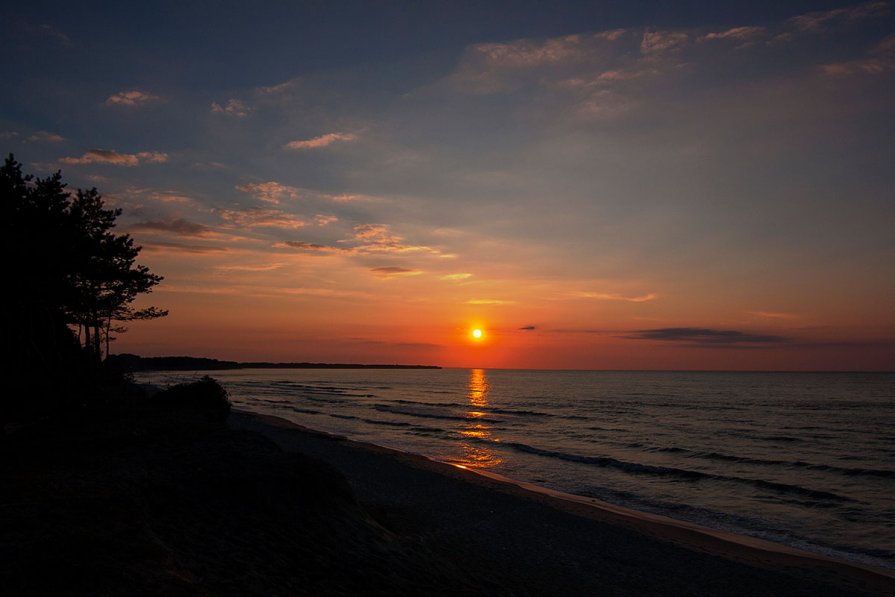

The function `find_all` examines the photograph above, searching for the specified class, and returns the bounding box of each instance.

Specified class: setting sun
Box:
[472,328,483,340]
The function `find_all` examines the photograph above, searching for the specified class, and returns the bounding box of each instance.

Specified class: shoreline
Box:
[232,407,895,593]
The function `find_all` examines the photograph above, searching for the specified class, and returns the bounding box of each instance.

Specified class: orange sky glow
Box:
[6,2,894,370]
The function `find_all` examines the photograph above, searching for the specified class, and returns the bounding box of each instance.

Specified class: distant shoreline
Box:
[107,353,441,372]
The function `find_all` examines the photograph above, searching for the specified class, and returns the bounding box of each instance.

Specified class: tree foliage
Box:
[1,154,166,388]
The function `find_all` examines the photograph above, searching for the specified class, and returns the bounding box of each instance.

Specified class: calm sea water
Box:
[135,368,895,569]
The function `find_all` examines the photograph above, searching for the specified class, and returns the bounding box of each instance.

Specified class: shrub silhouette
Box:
[150,376,231,423]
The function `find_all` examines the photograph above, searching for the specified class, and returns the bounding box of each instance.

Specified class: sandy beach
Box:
[4,395,893,596]
[230,410,895,596]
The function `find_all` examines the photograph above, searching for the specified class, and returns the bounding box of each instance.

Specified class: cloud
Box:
[466,299,515,305]
[314,214,338,226]
[788,1,888,33]
[441,273,472,280]
[698,26,766,46]
[370,266,422,278]
[352,223,402,244]
[236,181,301,204]
[625,327,788,346]
[141,241,226,254]
[324,192,381,203]
[579,292,658,303]
[211,99,252,117]
[518,325,537,331]
[274,240,343,253]
[749,311,798,320]
[257,80,297,95]
[105,90,161,107]
[346,224,441,255]
[821,34,895,75]
[640,30,689,55]
[26,131,65,143]
[60,149,168,167]
[216,263,285,272]
[218,208,306,229]
[130,218,211,237]
[446,30,633,94]
[21,22,70,45]
[0,131,19,140]
[147,191,195,204]
[276,224,442,257]
[283,132,357,150]
[472,34,591,68]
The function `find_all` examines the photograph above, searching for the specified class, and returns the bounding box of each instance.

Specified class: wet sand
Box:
[231,409,895,596]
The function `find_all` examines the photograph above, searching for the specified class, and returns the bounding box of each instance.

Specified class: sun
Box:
[471,328,484,340]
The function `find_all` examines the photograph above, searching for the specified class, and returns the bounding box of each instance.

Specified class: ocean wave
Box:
[498,441,856,503]
[373,404,503,424]
[385,398,554,418]
[642,447,895,479]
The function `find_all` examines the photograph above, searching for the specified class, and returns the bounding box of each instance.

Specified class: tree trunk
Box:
[105,317,111,360]
[93,324,101,360]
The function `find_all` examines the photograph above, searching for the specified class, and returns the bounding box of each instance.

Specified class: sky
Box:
[2,1,894,370]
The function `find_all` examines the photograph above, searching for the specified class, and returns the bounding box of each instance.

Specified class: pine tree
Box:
[1,153,166,417]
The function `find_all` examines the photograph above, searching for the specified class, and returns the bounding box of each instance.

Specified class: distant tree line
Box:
[1,154,166,419]
[106,354,443,372]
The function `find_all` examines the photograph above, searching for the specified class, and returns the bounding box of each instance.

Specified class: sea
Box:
[134,368,895,570]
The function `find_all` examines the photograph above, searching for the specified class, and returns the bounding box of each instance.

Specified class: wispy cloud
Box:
[274,240,342,253]
[141,241,226,254]
[346,224,441,255]
[370,266,422,278]
[26,131,65,143]
[324,192,381,203]
[466,298,515,305]
[698,26,766,47]
[283,132,357,150]
[276,223,443,258]
[821,34,895,75]
[473,33,592,68]
[579,292,658,303]
[218,208,306,229]
[216,263,285,272]
[447,30,632,94]
[211,99,252,117]
[352,223,402,244]
[314,214,338,226]
[105,90,161,107]
[625,327,788,346]
[788,1,888,33]
[518,325,537,331]
[60,149,168,167]
[21,22,70,45]
[146,191,196,204]
[130,218,211,237]
[749,311,798,320]
[236,181,300,204]
[640,30,689,56]
[441,273,472,280]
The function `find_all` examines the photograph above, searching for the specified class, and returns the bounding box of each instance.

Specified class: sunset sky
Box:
[3,1,893,370]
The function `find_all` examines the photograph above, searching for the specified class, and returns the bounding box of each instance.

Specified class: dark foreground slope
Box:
[0,391,485,596]
[2,387,892,596]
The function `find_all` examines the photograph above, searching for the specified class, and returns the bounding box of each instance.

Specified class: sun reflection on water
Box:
[452,368,503,468]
